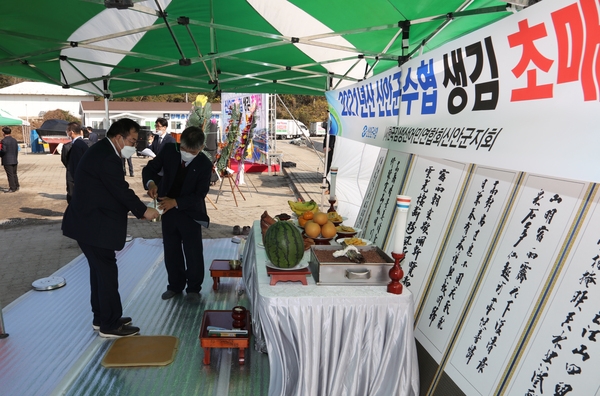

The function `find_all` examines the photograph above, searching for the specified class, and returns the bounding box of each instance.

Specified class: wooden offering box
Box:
[199,310,251,365]
[308,245,394,286]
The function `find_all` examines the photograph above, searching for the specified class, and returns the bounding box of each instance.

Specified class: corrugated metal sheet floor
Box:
[0,238,269,396]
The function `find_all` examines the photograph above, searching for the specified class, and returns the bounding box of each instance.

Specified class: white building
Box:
[0,82,94,120]
[80,101,222,134]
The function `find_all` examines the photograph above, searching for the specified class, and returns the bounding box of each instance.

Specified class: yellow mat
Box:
[101,335,179,368]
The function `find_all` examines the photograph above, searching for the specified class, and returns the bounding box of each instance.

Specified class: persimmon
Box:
[298,216,308,227]
[302,211,314,220]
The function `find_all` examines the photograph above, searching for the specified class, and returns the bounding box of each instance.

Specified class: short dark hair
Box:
[67,122,81,134]
[181,126,205,151]
[106,118,140,139]
[86,126,92,130]
[155,117,168,128]
[2,126,11,134]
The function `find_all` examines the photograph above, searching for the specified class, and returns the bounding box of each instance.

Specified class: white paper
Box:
[140,148,156,158]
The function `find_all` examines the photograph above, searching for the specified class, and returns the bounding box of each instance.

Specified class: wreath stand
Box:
[206,195,218,210]
[215,159,247,207]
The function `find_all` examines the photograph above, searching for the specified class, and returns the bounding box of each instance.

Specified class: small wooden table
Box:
[209,259,243,291]
[266,265,311,285]
[199,310,251,365]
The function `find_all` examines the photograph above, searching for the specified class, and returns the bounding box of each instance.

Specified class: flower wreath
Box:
[215,101,257,175]
[186,94,213,158]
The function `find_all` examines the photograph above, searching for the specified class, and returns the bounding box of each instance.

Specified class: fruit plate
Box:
[335,237,372,247]
[266,260,309,271]
[336,227,361,238]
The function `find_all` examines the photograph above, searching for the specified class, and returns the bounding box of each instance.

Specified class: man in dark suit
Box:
[0,126,19,193]
[149,117,176,156]
[62,122,88,203]
[143,126,212,302]
[62,118,159,338]
[87,126,98,145]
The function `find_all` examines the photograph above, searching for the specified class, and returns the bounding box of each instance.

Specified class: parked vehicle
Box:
[274,119,309,139]
[309,122,326,136]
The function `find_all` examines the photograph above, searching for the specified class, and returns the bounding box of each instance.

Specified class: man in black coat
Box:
[62,118,159,338]
[149,117,176,156]
[0,126,19,193]
[62,122,88,203]
[87,126,98,145]
[142,126,212,302]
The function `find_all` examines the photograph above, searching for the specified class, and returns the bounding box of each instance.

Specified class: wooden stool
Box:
[266,265,311,285]
[209,259,243,291]
[199,310,251,365]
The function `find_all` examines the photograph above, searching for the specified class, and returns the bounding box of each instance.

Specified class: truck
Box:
[274,119,309,139]
[309,122,326,137]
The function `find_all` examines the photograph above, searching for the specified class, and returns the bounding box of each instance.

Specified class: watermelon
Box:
[264,221,304,268]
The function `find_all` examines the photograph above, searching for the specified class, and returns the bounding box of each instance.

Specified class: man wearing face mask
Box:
[142,126,212,302]
[149,117,175,156]
[62,118,160,338]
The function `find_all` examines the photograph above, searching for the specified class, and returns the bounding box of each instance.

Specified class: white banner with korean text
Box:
[327,0,600,184]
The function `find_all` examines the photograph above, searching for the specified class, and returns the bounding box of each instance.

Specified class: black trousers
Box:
[161,209,205,293]
[78,240,123,331]
[122,157,134,176]
[4,164,19,191]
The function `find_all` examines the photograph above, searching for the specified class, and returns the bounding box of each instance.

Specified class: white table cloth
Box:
[243,221,419,396]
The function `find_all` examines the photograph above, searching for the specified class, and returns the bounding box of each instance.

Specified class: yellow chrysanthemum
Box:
[194,95,208,107]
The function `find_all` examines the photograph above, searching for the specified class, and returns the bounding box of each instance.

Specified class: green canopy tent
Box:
[0,0,529,98]
[0,109,23,126]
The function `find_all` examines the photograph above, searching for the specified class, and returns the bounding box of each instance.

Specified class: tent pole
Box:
[104,97,110,130]
[321,112,331,212]
[103,77,110,130]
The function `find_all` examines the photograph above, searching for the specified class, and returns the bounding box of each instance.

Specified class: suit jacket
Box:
[61,142,72,167]
[88,131,98,144]
[67,138,89,184]
[149,133,175,156]
[142,143,212,226]
[0,135,18,166]
[62,137,148,250]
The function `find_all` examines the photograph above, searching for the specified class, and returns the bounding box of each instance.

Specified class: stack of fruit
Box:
[300,212,337,240]
[288,200,345,243]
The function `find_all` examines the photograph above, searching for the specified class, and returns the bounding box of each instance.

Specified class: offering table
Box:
[243,221,419,396]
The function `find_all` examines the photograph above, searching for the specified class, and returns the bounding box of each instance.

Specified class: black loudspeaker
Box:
[137,127,150,152]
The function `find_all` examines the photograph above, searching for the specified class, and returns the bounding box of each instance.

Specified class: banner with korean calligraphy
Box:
[444,175,589,395]
[221,93,269,164]
[414,166,521,363]
[361,150,411,246]
[383,156,470,303]
[354,148,389,232]
[502,186,600,395]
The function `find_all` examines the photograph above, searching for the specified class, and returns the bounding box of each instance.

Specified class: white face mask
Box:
[180,150,197,163]
[121,145,136,159]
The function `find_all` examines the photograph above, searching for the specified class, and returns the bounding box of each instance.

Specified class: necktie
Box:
[181,160,186,169]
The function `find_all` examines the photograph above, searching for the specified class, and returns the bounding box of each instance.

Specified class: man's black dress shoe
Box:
[161,290,181,300]
[92,316,132,331]
[99,324,140,338]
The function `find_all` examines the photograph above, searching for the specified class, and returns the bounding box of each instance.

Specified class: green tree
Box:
[276,95,328,126]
